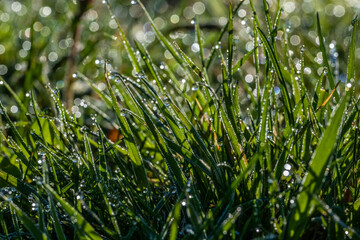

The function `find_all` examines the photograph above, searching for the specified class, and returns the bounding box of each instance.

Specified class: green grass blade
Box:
[316,13,339,102]
[104,1,142,73]
[104,67,148,189]
[205,1,244,70]
[49,197,66,240]
[0,194,46,240]
[0,101,31,155]
[346,17,357,97]
[258,27,294,126]
[118,78,186,191]
[137,0,183,65]
[284,94,347,239]
[44,184,103,240]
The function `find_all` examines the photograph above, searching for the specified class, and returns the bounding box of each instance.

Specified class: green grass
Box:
[1,0,360,239]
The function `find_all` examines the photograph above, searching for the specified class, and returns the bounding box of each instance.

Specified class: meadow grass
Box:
[0,0,360,239]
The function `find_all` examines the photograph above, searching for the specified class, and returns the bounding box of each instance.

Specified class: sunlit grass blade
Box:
[104,67,148,189]
[120,80,186,191]
[137,0,183,65]
[284,94,348,239]
[316,13,339,102]
[346,17,357,97]
[258,27,294,126]
[104,1,142,73]
[231,48,256,75]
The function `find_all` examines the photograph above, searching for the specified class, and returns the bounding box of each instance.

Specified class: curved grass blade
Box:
[118,78,186,191]
[104,67,148,189]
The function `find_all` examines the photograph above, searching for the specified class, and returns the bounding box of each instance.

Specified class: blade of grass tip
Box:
[0,194,47,240]
[167,95,221,173]
[262,0,273,34]
[104,1,141,73]
[134,41,166,95]
[205,1,244,70]
[118,77,186,191]
[283,94,348,239]
[173,42,204,80]
[172,42,210,114]
[125,71,192,152]
[346,17,357,98]
[258,28,294,126]
[317,12,339,102]
[104,65,149,189]
[44,184,103,240]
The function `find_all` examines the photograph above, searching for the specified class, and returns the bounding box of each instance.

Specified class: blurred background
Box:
[0,0,359,126]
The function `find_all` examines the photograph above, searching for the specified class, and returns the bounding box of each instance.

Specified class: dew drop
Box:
[191,85,198,91]
[345,83,352,91]
[131,0,137,4]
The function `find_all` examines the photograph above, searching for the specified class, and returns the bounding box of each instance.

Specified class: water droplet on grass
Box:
[191,85,198,91]
[131,0,137,4]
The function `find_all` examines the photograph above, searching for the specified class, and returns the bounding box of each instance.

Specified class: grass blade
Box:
[44,184,103,240]
[316,13,339,102]
[284,94,347,239]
